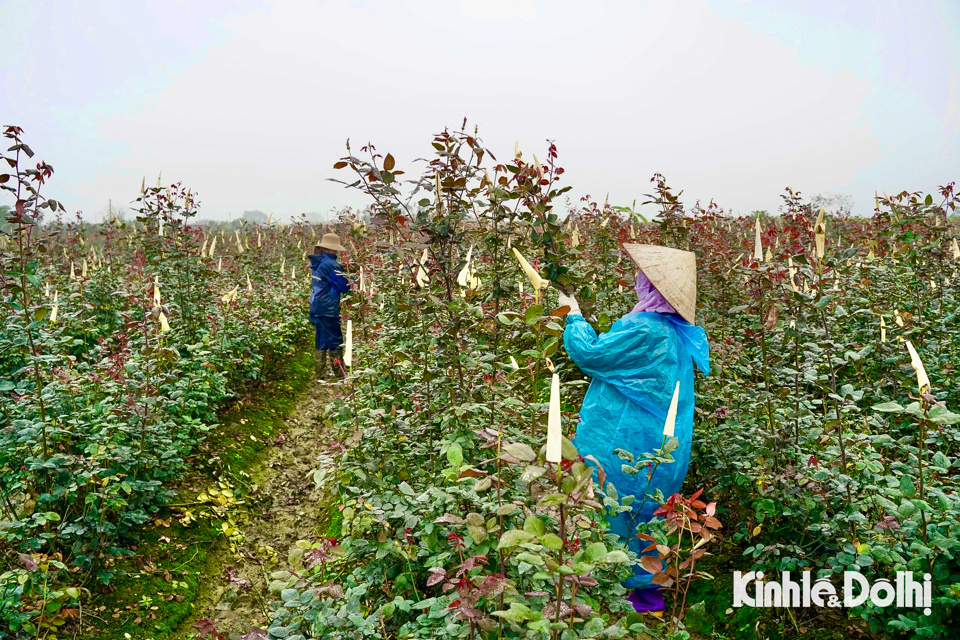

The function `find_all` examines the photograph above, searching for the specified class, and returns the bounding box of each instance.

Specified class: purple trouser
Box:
[627,588,665,612]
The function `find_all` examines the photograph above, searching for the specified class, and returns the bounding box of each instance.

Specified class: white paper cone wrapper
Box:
[546,373,562,463]
[663,381,680,437]
[344,320,353,368]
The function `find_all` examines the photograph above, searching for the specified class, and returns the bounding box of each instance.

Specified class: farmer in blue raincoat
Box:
[557,244,709,614]
[309,232,351,380]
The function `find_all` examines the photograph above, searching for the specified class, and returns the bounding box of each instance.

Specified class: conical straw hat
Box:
[623,244,697,324]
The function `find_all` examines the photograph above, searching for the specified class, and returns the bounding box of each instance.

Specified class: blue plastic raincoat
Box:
[308,253,351,351]
[308,253,351,321]
[563,311,709,589]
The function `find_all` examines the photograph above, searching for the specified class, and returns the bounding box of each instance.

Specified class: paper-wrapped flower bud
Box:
[754,216,763,262]
[221,285,239,304]
[457,245,474,287]
[344,320,353,368]
[546,373,562,463]
[663,381,680,437]
[512,248,547,290]
[905,340,931,394]
[814,208,826,259]
[415,265,429,288]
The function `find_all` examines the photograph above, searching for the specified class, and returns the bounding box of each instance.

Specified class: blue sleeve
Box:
[563,314,677,384]
[328,264,351,294]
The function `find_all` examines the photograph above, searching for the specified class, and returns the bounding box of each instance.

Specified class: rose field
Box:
[2,124,960,640]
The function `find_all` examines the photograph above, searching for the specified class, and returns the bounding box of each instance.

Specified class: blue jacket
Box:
[564,311,709,588]
[308,253,351,321]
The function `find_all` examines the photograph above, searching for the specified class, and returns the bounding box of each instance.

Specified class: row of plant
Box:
[0,127,319,636]
[255,125,959,640]
[5,121,959,639]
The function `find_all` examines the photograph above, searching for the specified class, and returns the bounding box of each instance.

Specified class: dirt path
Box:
[182,379,339,637]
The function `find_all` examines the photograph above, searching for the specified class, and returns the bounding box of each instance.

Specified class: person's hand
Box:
[557,290,581,316]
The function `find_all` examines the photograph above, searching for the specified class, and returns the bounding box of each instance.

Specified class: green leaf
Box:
[539,533,563,550]
[502,442,536,462]
[468,524,487,544]
[928,406,960,425]
[496,312,520,325]
[523,516,546,536]
[900,475,916,498]
[524,305,544,325]
[872,401,904,413]
[537,493,568,507]
[446,443,464,468]
[514,552,545,566]
[521,466,546,482]
[492,602,535,623]
[598,550,631,564]
[498,529,536,550]
[584,542,607,562]
[897,500,917,518]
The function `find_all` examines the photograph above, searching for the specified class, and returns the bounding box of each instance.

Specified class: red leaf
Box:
[640,555,663,574]
[19,554,38,572]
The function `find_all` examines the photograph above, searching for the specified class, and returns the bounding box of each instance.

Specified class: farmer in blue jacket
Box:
[309,232,351,380]
[558,244,709,614]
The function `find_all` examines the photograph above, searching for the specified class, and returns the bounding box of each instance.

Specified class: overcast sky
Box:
[4,0,959,221]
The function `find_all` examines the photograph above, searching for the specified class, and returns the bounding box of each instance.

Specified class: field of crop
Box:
[2,124,959,640]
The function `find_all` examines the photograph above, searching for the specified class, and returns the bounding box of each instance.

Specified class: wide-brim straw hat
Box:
[623,244,697,324]
[316,232,346,252]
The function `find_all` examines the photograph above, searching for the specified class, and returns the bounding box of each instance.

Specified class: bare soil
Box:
[181,379,339,638]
